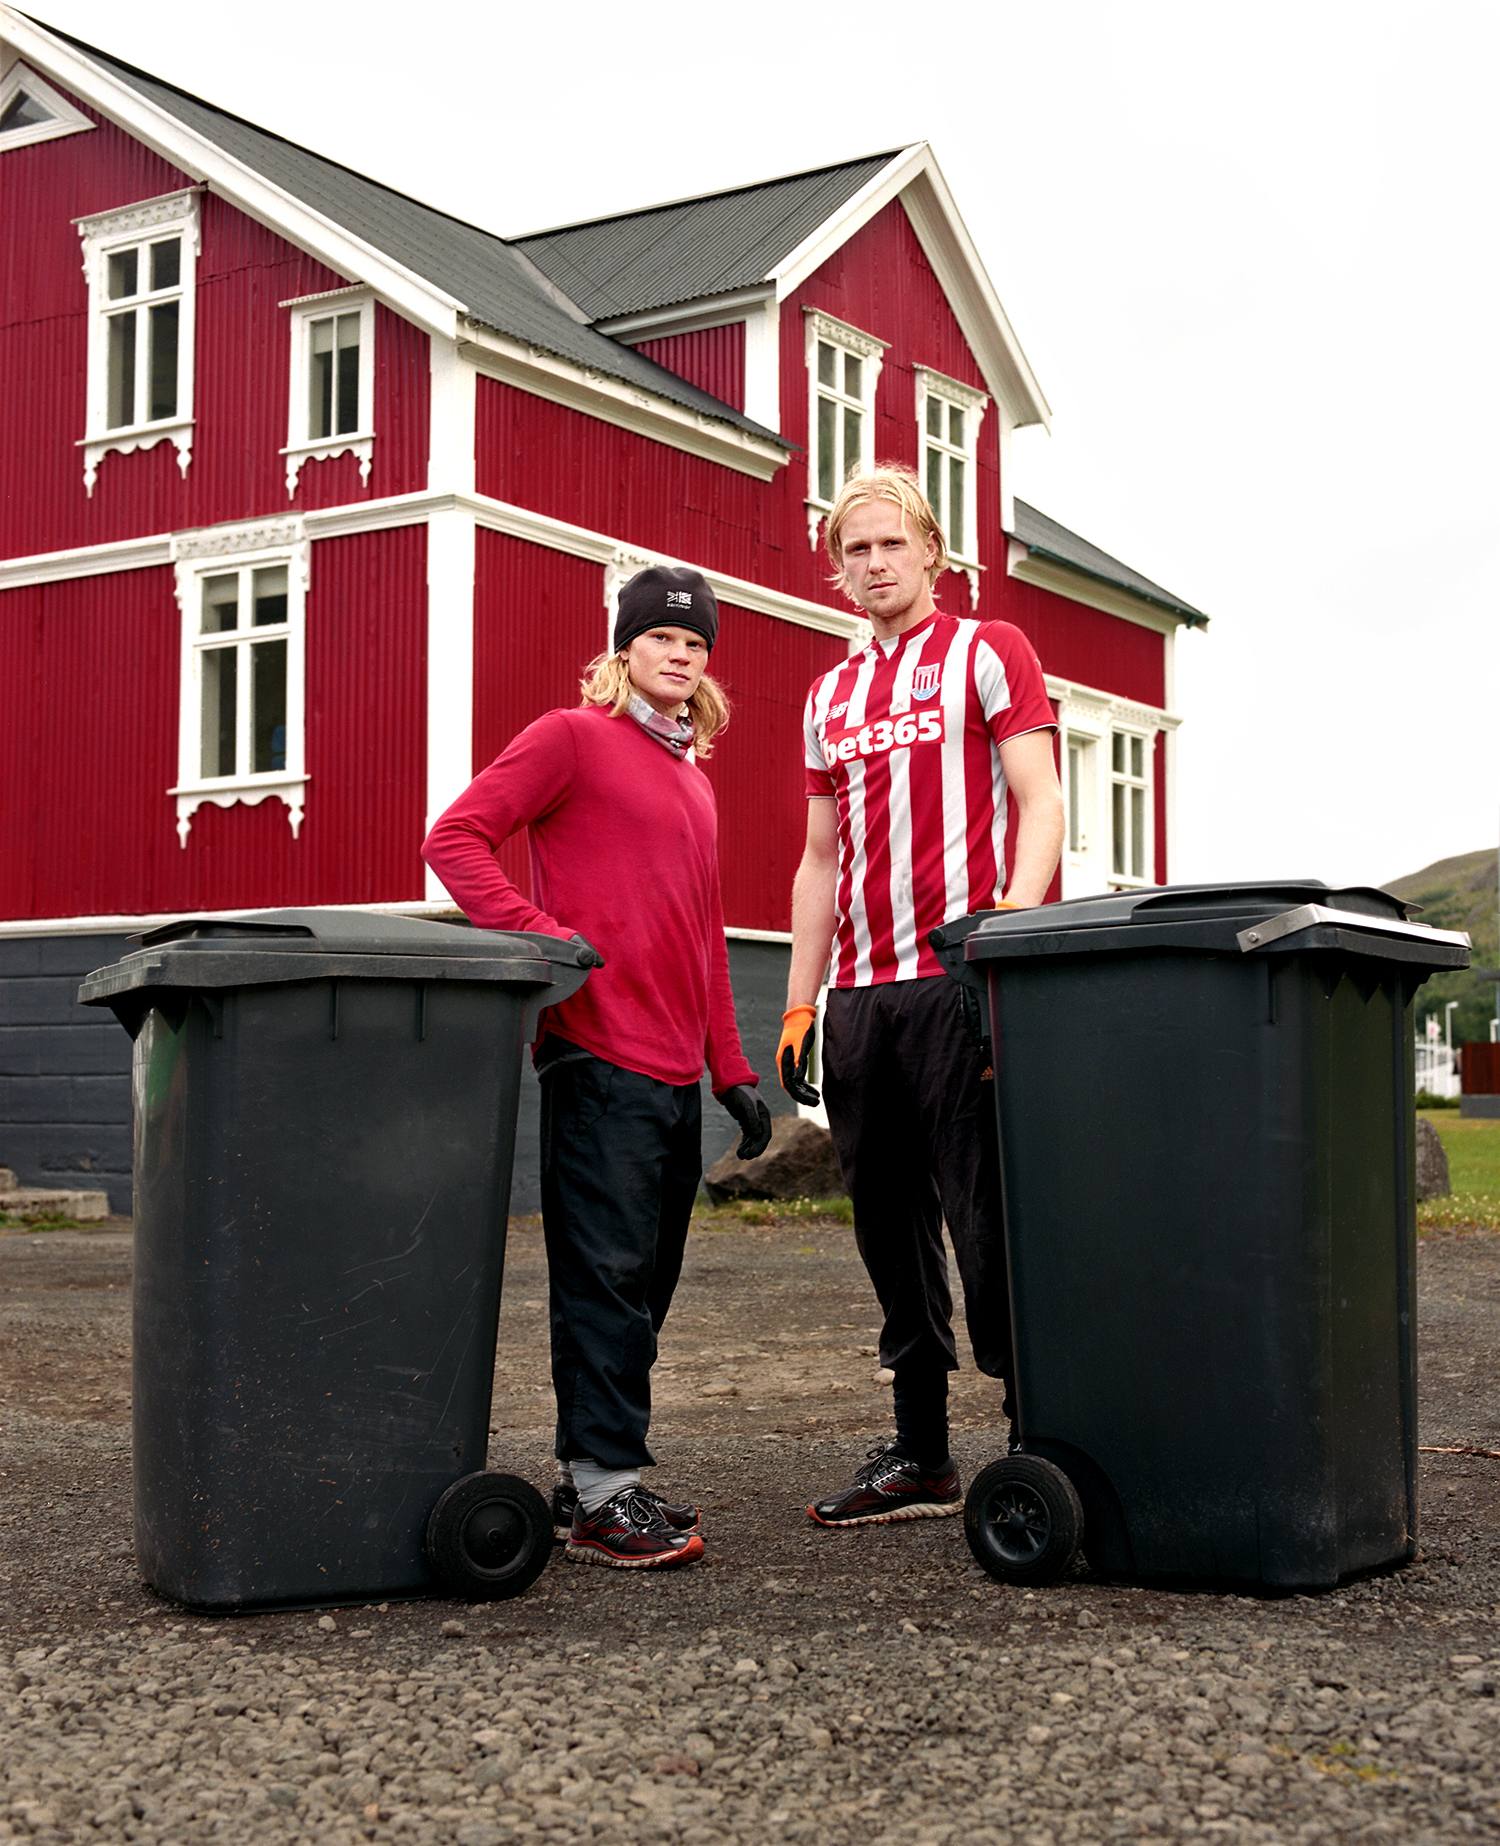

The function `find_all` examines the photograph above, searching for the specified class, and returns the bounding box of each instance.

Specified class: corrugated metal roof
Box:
[1011,500,1210,627]
[513,154,900,320]
[42,22,788,445]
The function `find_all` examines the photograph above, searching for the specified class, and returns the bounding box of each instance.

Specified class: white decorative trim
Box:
[458,330,786,481]
[804,309,888,548]
[282,288,376,495]
[0,897,480,940]
[0,490,866,641]
[168,776,309,846]
[724,926,793,945]
[173,518,300,560]
[0,60,93,150]
[742,295,781,434]
[76,188,200,495]
[171,521,310,845]
[1008,540,1198,635]
[1043,674,1179,734]
[914,364,988,607]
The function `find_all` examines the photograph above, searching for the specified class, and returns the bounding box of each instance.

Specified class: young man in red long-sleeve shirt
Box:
[423,566,770,1570]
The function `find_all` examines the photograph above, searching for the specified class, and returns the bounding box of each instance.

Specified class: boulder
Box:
[703,1114,846,1204]
[1415,1116,1450,1200]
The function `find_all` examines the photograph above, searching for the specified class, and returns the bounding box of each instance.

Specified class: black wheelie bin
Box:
[931,882,1470,1592]
[78,910,598,1612]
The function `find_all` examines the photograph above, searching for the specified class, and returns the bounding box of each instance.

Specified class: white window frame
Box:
[804,308,887,549]
[1051,682,1165,898]
[75,189,200,495]
[1108,726,1154,889]
[169,521,309,846]
[914,365,987,608]
[281,286,376,496]
[0,61,94,151]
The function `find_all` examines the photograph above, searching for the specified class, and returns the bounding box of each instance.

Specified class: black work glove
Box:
[720,1085,772,1161]
[777,1004,820,1106]
[568,932,605,969]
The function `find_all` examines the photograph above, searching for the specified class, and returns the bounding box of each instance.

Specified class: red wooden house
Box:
[0,9,1208,1208]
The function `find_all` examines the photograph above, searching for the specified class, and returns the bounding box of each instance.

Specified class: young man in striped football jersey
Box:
[779,466,1064,1528]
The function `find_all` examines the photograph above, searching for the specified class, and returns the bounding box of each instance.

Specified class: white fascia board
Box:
[0,532,172,588]
[4,9,464,341]
[1008,540,1199,636]
[896,163,1050,431]
[457,331,787,481]
[597,287,774,343]
[771,143,1050,433]
[772,145,931,300]
[2,488,862,640]
[0,898,466,939]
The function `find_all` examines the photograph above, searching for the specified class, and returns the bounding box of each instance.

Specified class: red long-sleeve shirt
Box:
[421,703,756,1095]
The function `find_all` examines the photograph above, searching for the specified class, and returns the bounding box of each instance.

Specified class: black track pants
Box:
[822,975,1013,1386]
[538,1053,701,1469]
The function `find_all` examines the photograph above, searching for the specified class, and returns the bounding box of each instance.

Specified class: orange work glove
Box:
[777,1004,820,1106]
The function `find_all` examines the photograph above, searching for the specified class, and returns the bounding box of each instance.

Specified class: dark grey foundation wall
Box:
[0,930,794,1219]
[0,933,137,1213]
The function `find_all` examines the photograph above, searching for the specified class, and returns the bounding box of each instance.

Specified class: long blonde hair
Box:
[579,651,731,758]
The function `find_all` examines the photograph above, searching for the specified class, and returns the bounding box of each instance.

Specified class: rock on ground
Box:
[704,1116,845,1202]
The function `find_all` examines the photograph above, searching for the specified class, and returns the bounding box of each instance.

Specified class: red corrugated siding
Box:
[472,532,607,901]
[998,575,1167,710]
[1460,1043,1500,1095]
[697,604,851,933]
[633,323,745,410]
[472,532,849,933]
[0,529,426,919]
[1,99,428,558]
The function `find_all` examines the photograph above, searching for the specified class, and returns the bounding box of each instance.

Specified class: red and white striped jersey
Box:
[803,611,1055,987]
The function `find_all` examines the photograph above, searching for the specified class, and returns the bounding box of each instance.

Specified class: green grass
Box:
[1418,1110,1500,1233]
[691,1194,853,1232]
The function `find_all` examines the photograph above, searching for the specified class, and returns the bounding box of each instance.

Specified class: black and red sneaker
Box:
[549,1481,700,1543]
[565,1489,706,1569]
[808,1444,962,1527]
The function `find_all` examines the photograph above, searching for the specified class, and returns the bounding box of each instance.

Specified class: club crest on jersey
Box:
[910,664,942,701]
[821,709,944,769]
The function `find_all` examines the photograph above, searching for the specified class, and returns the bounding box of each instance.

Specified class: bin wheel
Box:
[425,1472,552,1601]
[964,1455,1084,1588]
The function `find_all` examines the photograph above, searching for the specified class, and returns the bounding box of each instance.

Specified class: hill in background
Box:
[1382,848,1498,1041]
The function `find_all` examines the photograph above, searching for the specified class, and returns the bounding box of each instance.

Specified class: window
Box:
[1110,731,1151,883]
[76,190,199,493]
[804,309,887,546]
[0,63,93,152]
[171,530,308,844]
[914,368,987,599]
[281,288,375,494]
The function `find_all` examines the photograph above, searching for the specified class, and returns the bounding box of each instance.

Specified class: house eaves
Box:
[8,9,788,466]
[1009,500,1209,631]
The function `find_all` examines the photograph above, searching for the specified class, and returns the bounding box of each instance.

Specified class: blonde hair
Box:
[579,650,731,758]
[825,464,949,600]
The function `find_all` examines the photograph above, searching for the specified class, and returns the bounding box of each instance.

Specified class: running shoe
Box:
[550,1481,700,1543]
[565,1489,705,1569]
[808,1444,962,1527]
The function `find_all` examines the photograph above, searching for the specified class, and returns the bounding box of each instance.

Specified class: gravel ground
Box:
[2,1216,1499,1845]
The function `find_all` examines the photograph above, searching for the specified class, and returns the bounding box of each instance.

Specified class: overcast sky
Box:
[29,0,1500,891]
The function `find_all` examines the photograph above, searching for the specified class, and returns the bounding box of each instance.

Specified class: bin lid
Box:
[963,880,1471,972]
[77,908,598,1031]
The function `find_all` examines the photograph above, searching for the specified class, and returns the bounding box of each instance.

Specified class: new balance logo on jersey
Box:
[911,664,942,700]
[821,709,944,768]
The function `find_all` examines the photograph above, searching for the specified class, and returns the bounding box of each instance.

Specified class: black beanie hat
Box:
[613,565,719,655]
